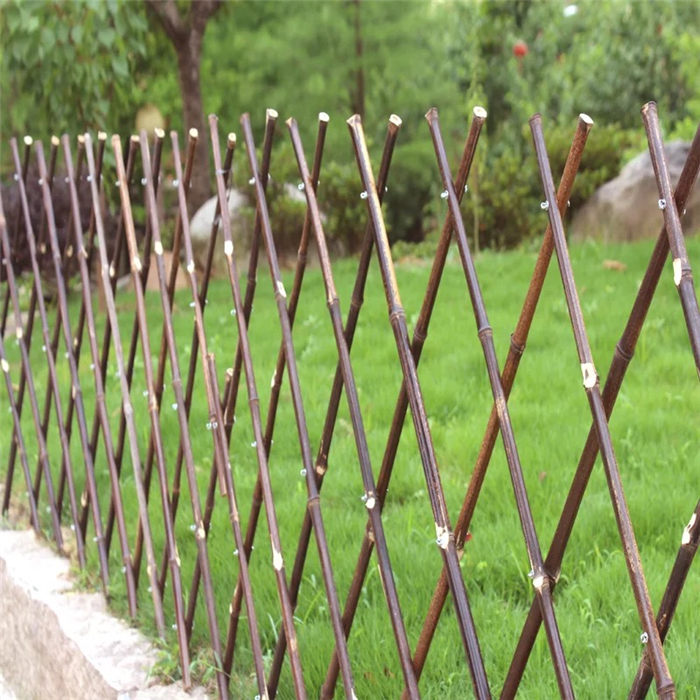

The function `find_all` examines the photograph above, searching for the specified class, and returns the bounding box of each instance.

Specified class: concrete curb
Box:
[0,529,209,700]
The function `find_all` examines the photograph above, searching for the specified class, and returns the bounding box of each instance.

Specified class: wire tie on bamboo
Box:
[360,190,368,199]
[580,362,597,388]
[435,524,449,549]
[640,632,649,644]
[658,198,666,210]
[540,200,550,211]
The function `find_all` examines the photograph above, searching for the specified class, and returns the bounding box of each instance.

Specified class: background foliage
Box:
[1,0,699,250]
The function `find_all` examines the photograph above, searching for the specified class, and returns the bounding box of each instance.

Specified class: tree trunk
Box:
[174,31,210,212]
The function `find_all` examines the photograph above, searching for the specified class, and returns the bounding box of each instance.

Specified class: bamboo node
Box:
[682,513,696,545]
[673,258,682,286]
[580,362,597,388]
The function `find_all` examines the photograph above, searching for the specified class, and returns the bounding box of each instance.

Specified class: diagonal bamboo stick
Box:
[86,135,141,548]
[0,196,43,534]
[240,111,357,699]
[176,128,287,698]
[502,120,700,698]
[7,138,76,556]
[411,114,592,687]
[3,135,59,516]
[528,114,675,699]
[102,131,165,556]
[324,108,482,697]
[84,132,167,638]
[131,129,197,591]
[347,114,490,699]
[288,117,419,698]
[35,139,111,592]
[627,105,700,698]
[61,135,138,617]
[138,130,230,699]
[112,133,191,686]
[426,107,573,696]
[0,135,32,338]
[222,111,327,684]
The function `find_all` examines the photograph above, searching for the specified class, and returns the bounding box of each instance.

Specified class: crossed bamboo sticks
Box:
[0,104,697,699]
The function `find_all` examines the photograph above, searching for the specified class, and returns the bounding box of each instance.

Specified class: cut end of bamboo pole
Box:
[424,107,439,122]
[579,113,594,126]
[97,131,107,142]
[346,114,362,127]
[51,135,60,147]
[227,133,236,147]
[473,106,488,120]
[77,134,86,145]
[188,127,198,140]
[23,135,33,146]
[154,127,165,140]
[130,134,140,143]
[529,113,543,126]
[389,114,402,127]
[267,108,279,120]
[319,111,330,123]
[641,101,657,116]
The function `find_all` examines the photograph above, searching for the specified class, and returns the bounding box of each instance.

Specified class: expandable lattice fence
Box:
[0,102,698,699]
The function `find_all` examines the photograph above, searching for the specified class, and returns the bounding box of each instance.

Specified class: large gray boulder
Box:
[188,188,251,273]
[570,141,700,242]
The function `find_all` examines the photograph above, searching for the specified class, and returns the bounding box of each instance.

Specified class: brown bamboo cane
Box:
[240,112,357,699]
[208,118,308,693]
[323,108,483,697]
[186,127,306,698]
[131,129,197,591]
[502,121,700,698]
[0,134,32,338]
[223,112,326,684]
[84,133,167,638]
[0,196,43,534]
[529,114,675,699]
[288,117,419,698]
[61,135,138,617]
[427,108,574,696]
[55,134,107,518]
[629,499,700,698]
[137,131,230,699]
[347,114,490,699]
[112,134,192,686]
[51,136,87,518]
[86,135,140,542]
[410,114,592,686]
[177,132,236,639]
[7,138,77,556]
[628,105,700,698]
[102,130,165,556]
[641,103,700,376]
[2,135,57,515]
[35,139,111,592]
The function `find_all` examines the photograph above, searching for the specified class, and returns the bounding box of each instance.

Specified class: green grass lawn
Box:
[1,234,699,698]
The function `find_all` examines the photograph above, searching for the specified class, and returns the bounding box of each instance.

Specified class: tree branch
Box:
[144,0,185,42]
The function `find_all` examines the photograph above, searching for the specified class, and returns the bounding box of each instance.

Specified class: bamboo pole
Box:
[502,121,700,698]
[137,130,230,699]
[102,131,165,556]
[6,138,76,555]
[3,136,59,516]
[528,114,675,699]
[410,114,592,685]
[0,196,42,533]
[35,139,111,592]
[323,109,482,696]
[239,111,357,699]
[287,117,418,698]
[61,135,138,617]
[131,129,197,591]
[112,133,191,686]
[83,133,167,638]
[222,111,325,683]
[347,114,490,699]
